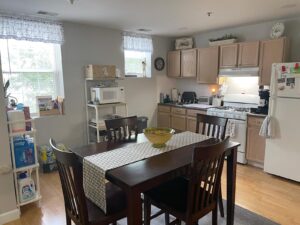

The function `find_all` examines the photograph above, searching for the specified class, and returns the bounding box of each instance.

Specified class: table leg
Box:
[127,188,143,225]
[226,146,237,225]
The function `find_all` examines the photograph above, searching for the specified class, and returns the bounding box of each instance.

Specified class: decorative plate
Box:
[154,57,165,71]
[270,22,285,39]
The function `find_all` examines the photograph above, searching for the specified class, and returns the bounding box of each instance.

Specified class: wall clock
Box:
[154,57,165,71]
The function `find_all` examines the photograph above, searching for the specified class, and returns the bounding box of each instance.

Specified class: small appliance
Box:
[181,92,197,104]
[90,87,125,104]
[198,96,212,105]
[254,89,269,114]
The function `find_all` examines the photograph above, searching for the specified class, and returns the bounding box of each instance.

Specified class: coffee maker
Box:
[256,89,270,114]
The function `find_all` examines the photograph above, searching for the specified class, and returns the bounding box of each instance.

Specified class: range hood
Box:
[219,67,259,76]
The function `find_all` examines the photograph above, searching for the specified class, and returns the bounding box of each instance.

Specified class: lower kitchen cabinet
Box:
[171,114,186,131]
[157,112,171,127]
[246,116,266,165]
[186,117,197,132]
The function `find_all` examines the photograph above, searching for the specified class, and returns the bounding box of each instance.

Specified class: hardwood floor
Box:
[5,164,300,225]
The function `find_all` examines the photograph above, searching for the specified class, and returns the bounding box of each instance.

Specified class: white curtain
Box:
[123,32,153,52]
[0,14,64,44]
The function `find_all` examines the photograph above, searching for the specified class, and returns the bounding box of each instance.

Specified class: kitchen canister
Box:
[7,110,26,133]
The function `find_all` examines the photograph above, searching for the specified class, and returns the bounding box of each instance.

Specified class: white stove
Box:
[207,94,259,164]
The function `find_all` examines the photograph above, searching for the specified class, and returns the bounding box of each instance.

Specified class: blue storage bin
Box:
[13,137,35,168]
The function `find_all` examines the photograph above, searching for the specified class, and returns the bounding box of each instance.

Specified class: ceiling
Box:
[0,0,299,37]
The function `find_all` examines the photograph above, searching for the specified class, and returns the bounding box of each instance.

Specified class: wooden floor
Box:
[5,164,300,225]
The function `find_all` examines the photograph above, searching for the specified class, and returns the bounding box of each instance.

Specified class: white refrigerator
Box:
[264,62,300,182]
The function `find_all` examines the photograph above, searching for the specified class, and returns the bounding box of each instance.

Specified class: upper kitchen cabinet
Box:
[167,49,197,78]
[238,41,260,67]
[259,37,289,85]
[219,44,238,68]
[167,50,181,77]
[181,49,197,77]
[197,46,219,84]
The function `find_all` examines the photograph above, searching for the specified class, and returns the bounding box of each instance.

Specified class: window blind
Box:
[123,32,153,52]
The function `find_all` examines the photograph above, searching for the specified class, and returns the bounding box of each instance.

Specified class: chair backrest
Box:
[196,114,228,140]
[49,139,89,225]
[105,116,138,142]
[186,137,229,219]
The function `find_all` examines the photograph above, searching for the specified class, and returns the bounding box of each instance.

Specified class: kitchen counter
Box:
[247,113,267,118]
[158,102,215,111]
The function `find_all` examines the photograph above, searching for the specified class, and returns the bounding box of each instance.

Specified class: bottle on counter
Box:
[159,93,164,103]
[177,93,181,103]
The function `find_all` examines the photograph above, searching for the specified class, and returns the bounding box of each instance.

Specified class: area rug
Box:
[118,201,279,225]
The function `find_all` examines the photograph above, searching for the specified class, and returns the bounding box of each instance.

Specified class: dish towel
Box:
[259,116,274,138]
[225,120,236,138]
[83,131,210,214]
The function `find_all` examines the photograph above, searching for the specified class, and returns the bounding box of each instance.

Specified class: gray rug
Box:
[118,201,279,225]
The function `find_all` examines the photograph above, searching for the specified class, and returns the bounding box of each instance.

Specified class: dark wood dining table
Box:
[72,134,240,225]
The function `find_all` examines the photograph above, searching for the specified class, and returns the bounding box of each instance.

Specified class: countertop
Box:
[158,103,268,118]
[158,102,213,111]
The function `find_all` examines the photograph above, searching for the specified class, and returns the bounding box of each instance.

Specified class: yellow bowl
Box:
[144,128,175,148]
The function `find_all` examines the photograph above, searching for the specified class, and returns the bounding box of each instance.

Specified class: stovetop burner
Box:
[220,106,251,112]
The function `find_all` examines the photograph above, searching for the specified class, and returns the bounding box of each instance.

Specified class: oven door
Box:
[226,119,247,164]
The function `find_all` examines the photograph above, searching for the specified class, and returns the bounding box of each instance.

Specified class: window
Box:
[0,39,64,114]
[123,33,153,78]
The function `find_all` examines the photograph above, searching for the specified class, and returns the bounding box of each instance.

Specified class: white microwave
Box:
[90,87,125,104]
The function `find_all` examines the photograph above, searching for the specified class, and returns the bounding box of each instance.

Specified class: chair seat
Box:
[145,177,189,213]
[87,182,127,225]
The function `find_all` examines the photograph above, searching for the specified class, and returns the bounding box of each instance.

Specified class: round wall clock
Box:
[154,57,165,71]
[270,22,285,39]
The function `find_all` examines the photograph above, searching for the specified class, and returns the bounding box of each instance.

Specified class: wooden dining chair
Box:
[196,114,228,217]
[143,137,229,225]
[49,138,127,225]
[196,114,228,140]
[105,116,138,142]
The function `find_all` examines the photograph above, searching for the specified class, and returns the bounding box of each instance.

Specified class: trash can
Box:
[137,116,148,133]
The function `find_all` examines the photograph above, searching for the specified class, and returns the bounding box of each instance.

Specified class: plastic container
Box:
[18,172,36,203]
[137,116,148,133]
[13,137,35,168]
[7,110,26,132]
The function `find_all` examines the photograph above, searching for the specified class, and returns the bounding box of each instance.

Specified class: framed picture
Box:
[175,37,193,50]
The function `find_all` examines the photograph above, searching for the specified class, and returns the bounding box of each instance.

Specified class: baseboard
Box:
[0,208,20,225]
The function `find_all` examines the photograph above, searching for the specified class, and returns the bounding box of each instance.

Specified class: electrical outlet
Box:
[0,165,12,174]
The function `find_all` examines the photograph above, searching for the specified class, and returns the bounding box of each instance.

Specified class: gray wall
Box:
[35,22,172,147]
[176,16,300,94]
[0,67,17,217]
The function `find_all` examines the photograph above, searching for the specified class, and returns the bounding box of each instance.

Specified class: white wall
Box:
[34,22,172,147]
[0,65,18,222]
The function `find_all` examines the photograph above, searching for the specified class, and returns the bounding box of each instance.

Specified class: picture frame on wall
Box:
[175,37,193,50]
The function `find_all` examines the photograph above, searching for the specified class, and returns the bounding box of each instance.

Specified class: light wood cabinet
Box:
[219,44,238,68]
[197,47,219,84]
[167,51,181,77]
[171,115,186,131]
[259,37,289,85]
[186,117,197,132]
[157,105,171,127]
[181,49,197,77]
[246,116,266,164]
[238,41,260,67]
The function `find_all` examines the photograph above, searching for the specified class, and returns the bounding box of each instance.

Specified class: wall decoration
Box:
[175,37,193,50]
[154,57,165,71]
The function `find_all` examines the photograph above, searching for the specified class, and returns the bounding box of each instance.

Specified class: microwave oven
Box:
[90,87,125,104]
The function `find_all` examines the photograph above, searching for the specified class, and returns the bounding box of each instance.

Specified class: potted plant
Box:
[209,34,238,46]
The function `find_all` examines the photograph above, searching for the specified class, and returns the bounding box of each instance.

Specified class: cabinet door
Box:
[259,38,287,85]
[246,126,266,163]
[157,112,171,127]
[197,47,219,84]
[181,49,197,77]
[219,44,238,68]
[167,51,181,77]
[186,117,197,132]
[238,41,260,67]
[171,115,186,131]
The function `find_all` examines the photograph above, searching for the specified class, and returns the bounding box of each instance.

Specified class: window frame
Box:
[0,39,64,116]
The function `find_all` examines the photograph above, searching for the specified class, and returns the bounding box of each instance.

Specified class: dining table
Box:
[72,134,240,225]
